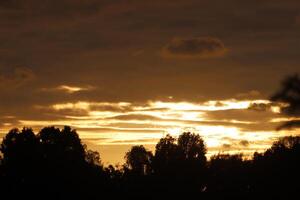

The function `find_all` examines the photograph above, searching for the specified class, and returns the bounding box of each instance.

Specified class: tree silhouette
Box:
[271,74,300,130]
[0,128,40,193]
[150,133,208,198]
[178,132,206,160]
[124,145,153,175]
[0,126,108,199]
[1,128,39,165]
[268,136,300,153]
[152,134,182,175]
[251,136,300,198]
[85,148,102,166]
[38,126,86,165]
[207,154,249,197]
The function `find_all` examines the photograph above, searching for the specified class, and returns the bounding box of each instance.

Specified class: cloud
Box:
[0,0,105,19]
[248,102,272,112]
[0,67,35,90]
[276,120,300,130]
[108,114,161,121]
[236,90,261,99]
[161,37,227,59]
[41,85,95,94]
[247,102,284,114]
[239,140,250,147]
[222,144,232,149]
[205,108,275,122]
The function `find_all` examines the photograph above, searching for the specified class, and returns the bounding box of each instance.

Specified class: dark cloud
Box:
[248,103,272,112]
[0,0,299,108]
[217,138,252,152]
[0,67,35,90]
[239,140,250,147]
[0,0,106,18]
[161,37,227,59]
[222,143,232,149]
[90,104,133,113]
[248,102,284,114]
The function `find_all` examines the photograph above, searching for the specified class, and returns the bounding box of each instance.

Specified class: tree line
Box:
[0,127,300,199]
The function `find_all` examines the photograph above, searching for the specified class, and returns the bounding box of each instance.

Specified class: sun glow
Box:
[2,98,293,164]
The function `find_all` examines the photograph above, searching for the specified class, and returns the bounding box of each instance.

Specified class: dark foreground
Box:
[0,126,300,200]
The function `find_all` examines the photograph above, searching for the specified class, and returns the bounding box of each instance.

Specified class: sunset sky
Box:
[1,0,300,164]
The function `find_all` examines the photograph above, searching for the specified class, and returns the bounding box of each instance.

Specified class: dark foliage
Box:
[124,145,153,175]
[1,128,300,200]
[0,126,110,199]
[271,74,300,130]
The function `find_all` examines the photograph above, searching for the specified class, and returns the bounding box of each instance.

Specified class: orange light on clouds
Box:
[2,98,297,164]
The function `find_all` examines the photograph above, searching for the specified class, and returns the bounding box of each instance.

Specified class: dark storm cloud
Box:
[161,37,227,59]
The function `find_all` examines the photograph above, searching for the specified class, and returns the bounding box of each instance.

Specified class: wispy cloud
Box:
[41,85,95,94]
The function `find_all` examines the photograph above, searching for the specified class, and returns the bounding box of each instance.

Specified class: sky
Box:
[1,0,300,164]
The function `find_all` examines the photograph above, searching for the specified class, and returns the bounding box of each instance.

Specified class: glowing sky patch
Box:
[1,98,296,164]
[57,85,84,93]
